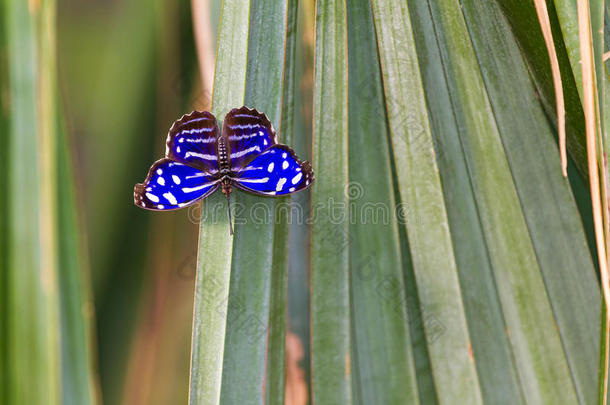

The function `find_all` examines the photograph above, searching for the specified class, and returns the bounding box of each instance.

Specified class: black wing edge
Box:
[165,110,220,155]
[233,144,315,196]
[223,106,278,145]
[133,157,219,211]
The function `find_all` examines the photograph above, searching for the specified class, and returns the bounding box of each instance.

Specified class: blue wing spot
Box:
[232,144,314,196]
[134,158,220,210]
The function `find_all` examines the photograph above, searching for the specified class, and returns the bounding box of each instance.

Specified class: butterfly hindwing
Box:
[136,107,315,216]
[232,144,314,196]
[166,110,220,173]
[223,106,277,171]
[134,158,220,210]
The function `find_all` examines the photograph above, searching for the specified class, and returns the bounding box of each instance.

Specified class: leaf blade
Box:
[346,0,419,403]
[371,1,485,403]
[5,0,62,403]
[266,0,301,403]
[188,1,250,403]
[311,0,351,403]
[219,0,289,402]
[460,1,601,403]
[415,0,583,402]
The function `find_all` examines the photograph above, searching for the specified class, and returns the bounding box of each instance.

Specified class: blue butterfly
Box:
[134,106,314,233]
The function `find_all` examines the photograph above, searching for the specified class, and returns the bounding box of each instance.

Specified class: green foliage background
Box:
[1,0,609,404]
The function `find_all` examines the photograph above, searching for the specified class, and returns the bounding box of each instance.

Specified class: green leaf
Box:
[370,1,484,404]
[5,0,61,403]
[266,0,301,403]
[496,0,588,179]
[0,3,9,402]
[310,0,351,403]
[189,0,250,403]
[406,2,523,403]
[219,0,289,402]
[346,0,419,403]
[460,1,601,403]
[405,0,588,402]
[550,0,604,107]
[57,111,98,405]
[286,1,314,396]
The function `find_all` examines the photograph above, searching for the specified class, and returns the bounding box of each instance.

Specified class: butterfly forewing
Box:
[232,144,314,196]
[223,106,277,171]
[135,107,314,215]
[134,158,220,210]
[166,110,220,173]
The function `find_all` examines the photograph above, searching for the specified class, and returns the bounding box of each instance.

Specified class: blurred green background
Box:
[60,1,229,403]
[61,0,196,403]
[3,0,609,404]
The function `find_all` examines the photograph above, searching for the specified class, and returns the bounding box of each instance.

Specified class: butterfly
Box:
[134,106,315,234]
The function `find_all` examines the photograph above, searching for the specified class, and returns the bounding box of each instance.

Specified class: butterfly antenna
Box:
[226,192,234,235]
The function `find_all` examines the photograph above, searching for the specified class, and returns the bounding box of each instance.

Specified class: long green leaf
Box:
[406,2,524,404]
[346,0,419,403]
[550,1,606,240]
[189,0,250,403]
[266,0,300,403]
[371,1,484,404]
[57,111,98,405]
[460,1,601,403]
[374,1,482,404]
[5,0,61,403]
[496,0,588,179]
[287,0,315,397]
[397,230,439,404]
[219,0,288,402]
[415,0,582,402]
[0,1,8,401]
[550,0,604,107]
[311,0,351,403]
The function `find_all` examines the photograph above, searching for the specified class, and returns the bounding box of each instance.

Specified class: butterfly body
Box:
[134,107,314,218]
[216,136,233,197]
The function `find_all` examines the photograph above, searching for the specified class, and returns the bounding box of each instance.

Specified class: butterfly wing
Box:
[134,158,220,210]
[166,110,220,173]
[232,144,314,196]
[222,106,277,171]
